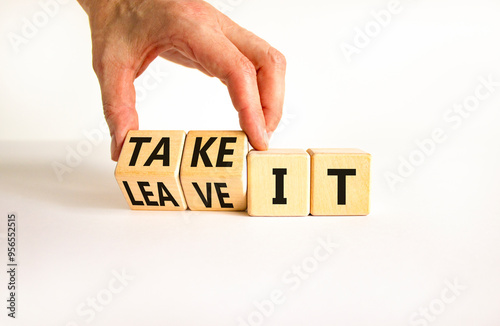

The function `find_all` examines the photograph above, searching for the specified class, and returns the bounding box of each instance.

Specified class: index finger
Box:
[184,28,270,150]
[221,20,287,137]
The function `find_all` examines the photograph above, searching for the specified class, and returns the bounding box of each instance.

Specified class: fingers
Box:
[256,47,286,139]
[94,59,138,161]
[159,49,213,77]
[221,20,287,138]
[188,30,269,150]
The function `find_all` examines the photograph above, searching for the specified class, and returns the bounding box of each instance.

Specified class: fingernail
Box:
[267,131,273,142]
[111,134,117,160]
[261,127,269,149]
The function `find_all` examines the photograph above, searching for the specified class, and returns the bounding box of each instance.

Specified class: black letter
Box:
[144,137,170,166]
[214,183,233,208]
[191,137,217,167]
[216,137,237,167]
[157,182,179,207]
[129,137,151,166]
[273,168,287,205]
[123,181,144,206]
[327,169,356,205]
[193,182,212,208]
[138,181,158,206]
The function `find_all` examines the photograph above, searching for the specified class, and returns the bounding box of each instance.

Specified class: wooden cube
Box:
[307,149,371,216]
[115,130,187,210]
[247,149,310,216]
[180,131,248,211]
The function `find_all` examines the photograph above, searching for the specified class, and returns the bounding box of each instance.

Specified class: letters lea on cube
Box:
[115,130,187,210]
[115,131,371,215]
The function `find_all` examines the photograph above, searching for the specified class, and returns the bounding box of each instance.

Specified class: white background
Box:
[1,0,500,325]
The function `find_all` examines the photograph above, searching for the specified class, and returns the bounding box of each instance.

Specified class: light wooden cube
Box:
[180,131,248,211]
[247,149,310,216]
[115,130,187,210]
[307,148,371,216]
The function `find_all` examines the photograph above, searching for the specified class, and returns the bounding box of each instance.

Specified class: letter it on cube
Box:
[180,130,248,211]
[308,148,371,216]
[247,149,310,216]
[115,130,187,210]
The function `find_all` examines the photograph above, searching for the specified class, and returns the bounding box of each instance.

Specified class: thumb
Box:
[96,63,138,161]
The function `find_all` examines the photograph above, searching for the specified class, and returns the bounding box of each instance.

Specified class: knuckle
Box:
[102,103,119,121]
[235,56,257,77]
[236,105,252,115]
[224,56,256,83]
[266,47,286,70]
[165,0,214,24]
[92,46,132,82]
[91,47,112,78]
[92,57,104,76]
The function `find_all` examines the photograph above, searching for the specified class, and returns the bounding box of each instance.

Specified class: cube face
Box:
[115,130,187,210]
[247,149,310,216]
[308,149,371,216]
[180,131,248,211]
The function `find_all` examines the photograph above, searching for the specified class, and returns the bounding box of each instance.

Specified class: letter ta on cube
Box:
[115,131,371,216]
[115,130,188,210]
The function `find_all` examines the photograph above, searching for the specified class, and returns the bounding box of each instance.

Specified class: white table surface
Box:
[1,138,499,326]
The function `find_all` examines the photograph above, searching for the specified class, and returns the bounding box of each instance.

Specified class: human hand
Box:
[77,0,286,161]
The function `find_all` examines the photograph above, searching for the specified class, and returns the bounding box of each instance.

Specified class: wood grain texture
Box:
[180,130,248,211]
[247,149,310,216]
[115,130,187,210]
[307,148,371,216]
